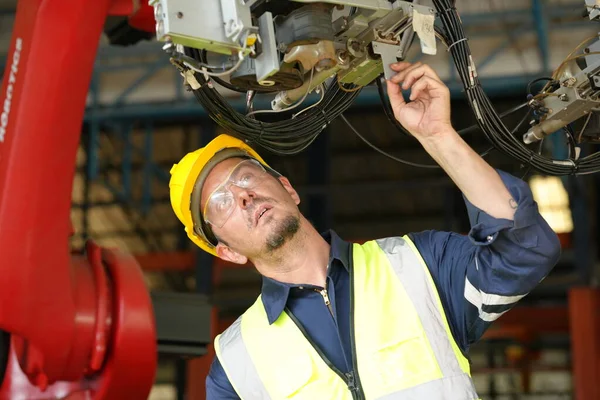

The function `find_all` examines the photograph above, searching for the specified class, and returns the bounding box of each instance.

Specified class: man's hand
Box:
[386,61,452,140]
[385,63,517,221]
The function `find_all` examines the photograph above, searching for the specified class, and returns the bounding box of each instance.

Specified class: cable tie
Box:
[447,38,468,52]
[317,105,330,126]
[201,67,209,82]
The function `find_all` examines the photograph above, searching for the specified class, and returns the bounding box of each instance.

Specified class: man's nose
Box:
[231,186,254,209]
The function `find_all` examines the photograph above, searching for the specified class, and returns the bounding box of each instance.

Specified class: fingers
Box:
[402,65,443,91]
[389,63,443,90]
[409,75,448,101]
[390,61,412,72]
[389,62,423,84]
[386,79,406,107]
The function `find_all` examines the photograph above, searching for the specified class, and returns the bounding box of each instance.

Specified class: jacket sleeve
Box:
[408,169,561,353]
[206,356,240,400]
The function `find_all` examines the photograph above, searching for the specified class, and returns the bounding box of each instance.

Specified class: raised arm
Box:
[387,61,561,350]
[387,61,516,221]
[408,170,561,350]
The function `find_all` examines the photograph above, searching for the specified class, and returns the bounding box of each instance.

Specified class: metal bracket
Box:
[372,42,403,80]
[393,1,436,17]
[220,0,253,42]
[585,0,600,21]
[256,11,279,83]
[242,0,261,7]
[292,0,434,16]
[291,0,393,11]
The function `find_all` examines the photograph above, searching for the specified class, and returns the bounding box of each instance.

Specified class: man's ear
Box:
[278,176,300,205]
[215,243,248,265]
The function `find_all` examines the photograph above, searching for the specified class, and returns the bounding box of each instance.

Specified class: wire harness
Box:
[433,0,596,175]
[172,3,599,173]
[182,46,363,155]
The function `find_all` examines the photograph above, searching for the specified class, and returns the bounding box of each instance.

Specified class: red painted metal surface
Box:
[128,2,157,33]
[1,343,91,400]
[0,245,157,399]
[569,287,600,400]
[0,0,157,397]
[0,0,112,383]
[88,246,157,399]
[108,0,134,16]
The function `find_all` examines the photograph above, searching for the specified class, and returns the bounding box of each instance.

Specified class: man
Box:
[169,62,561,399]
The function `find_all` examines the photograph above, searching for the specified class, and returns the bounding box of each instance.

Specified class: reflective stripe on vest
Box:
[215,236,479,399]
[371,237,478,399]
[214,316,272,399]
[375,237,471,378]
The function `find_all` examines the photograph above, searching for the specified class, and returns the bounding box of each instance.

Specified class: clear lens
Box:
[204,159,267,228]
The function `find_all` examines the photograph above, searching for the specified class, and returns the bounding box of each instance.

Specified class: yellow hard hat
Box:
[169,133,273,256]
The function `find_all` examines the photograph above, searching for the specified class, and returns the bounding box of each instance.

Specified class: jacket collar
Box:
[260,230,350,324]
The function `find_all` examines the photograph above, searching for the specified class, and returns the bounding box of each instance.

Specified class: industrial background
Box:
[1,0,598,399]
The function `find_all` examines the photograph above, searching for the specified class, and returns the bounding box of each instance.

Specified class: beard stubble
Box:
[264,214,300,252]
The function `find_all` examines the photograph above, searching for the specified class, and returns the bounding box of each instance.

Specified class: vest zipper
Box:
[285,308,361,400]
[315,288,334,317]
[316,284,353,380]
[349,256,366,400]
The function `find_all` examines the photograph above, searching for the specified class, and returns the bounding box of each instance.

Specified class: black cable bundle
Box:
[432,0,594,175]
[185,48,362,155]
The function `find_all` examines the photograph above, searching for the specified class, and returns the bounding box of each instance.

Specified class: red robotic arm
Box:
[0,0,160,398]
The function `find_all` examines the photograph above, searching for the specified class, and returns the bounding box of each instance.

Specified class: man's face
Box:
[200,157,302,264]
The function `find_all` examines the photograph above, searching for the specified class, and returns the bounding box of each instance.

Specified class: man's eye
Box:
[217,196,233,211]
[239,173,254,186]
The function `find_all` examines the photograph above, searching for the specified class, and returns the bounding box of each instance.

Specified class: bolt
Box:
[585,47,591,54]
[559,93,569,101]
[564,77,577,87]
[176,11,183,18]
[337,50,350,64]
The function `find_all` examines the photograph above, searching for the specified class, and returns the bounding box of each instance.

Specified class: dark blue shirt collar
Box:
[260,229,351,324]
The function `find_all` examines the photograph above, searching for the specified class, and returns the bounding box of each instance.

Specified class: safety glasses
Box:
[202,159,268,228]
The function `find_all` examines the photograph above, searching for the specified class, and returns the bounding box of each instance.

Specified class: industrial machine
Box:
[151,0,600,173]
[1,0,599,398]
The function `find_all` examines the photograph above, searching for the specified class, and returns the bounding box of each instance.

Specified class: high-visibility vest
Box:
[215,236,480,399]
